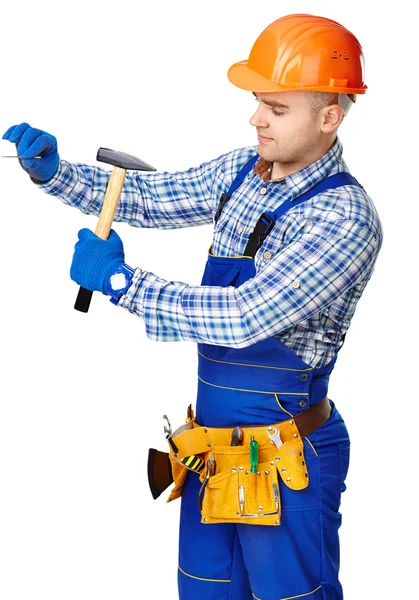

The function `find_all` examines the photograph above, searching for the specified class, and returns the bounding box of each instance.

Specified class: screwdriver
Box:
[250,436,259,474]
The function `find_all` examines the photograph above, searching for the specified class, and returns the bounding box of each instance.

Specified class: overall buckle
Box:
[244,213,276,257]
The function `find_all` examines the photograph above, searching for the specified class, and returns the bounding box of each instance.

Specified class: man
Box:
[3,13,382,600]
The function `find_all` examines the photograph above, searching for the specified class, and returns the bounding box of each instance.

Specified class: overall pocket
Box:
[339,442,351,493]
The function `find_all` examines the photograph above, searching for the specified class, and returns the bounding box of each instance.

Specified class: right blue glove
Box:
[70,228,126,294]
[2,122,59,182]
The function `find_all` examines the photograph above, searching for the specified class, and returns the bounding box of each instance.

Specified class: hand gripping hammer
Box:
[74,148,156,313]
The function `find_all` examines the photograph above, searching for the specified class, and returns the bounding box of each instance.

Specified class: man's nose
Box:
[249,104,269,128]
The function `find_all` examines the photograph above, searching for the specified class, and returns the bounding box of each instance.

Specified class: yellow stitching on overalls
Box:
[274,394,295,417]
[178,565,231,583]
[198,350,313,373]
[198,377,309,396]
[252,584,322,599]
[274,395,319,457]
[304,437,318,457]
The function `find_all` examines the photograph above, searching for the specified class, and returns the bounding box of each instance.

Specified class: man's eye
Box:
[254,97,284,116]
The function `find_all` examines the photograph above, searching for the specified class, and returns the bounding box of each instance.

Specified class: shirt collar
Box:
[252,138,343,200]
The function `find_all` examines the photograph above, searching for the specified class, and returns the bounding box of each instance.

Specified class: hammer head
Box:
[96,147,156,171]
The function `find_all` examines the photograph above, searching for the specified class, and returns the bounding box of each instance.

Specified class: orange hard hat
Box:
[228,14,367,95]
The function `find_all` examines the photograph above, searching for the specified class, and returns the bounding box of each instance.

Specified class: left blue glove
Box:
[70,229,125,294]
[2,123,60,182]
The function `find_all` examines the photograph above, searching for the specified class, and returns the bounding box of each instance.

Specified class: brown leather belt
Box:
[294,396,331,438]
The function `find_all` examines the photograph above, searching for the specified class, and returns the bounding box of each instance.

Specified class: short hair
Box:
[306,91,356,114]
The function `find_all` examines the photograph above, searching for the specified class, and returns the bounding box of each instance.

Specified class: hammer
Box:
[74,147,156,313]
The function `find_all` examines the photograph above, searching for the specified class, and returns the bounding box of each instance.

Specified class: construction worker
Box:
[3,13,382,600]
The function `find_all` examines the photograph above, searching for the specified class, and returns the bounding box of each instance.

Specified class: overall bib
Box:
[178,158,361,600]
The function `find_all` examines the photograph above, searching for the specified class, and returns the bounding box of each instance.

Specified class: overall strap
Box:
[214,154,259,224]
[243,172,364,258]
[271,173,363,221]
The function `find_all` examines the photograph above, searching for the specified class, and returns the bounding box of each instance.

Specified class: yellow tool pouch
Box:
[166,408,214,503]
[199,444,280,526]
[165,409,309,527]
[167,451,189,502]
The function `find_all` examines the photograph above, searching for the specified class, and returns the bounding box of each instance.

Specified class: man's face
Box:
[250,91,324,167]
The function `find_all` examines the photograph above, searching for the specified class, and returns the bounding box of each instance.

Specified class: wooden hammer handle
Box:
[74,166,127,312]
[94,167,127,239]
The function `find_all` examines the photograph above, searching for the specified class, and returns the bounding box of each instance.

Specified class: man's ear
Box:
[320,105,344,133]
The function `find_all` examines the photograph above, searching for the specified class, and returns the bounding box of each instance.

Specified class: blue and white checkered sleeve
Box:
[38,146,257,230]
[119,218,380,345]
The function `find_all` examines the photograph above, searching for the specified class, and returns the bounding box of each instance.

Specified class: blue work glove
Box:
[2,122,59,182]
[70,229,125,294]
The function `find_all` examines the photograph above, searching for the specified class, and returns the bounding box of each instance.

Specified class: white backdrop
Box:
[0,1,416,598]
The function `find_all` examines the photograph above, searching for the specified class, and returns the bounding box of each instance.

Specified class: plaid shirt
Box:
[40,138,383,368]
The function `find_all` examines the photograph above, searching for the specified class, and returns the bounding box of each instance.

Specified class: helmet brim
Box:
[228,61,283,92]
[227,60,367,94]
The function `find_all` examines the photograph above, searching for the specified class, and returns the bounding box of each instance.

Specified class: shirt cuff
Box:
[118,267,146,316]
[36,160,66,190]
[118,268,192,342]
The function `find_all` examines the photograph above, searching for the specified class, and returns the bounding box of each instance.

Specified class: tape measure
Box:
[179,453,205,472]
[167,436,204,472]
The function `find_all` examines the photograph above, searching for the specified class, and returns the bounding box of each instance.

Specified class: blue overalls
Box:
[178,157,362,600]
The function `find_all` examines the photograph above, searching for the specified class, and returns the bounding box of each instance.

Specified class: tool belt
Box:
[148,398,331,526]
